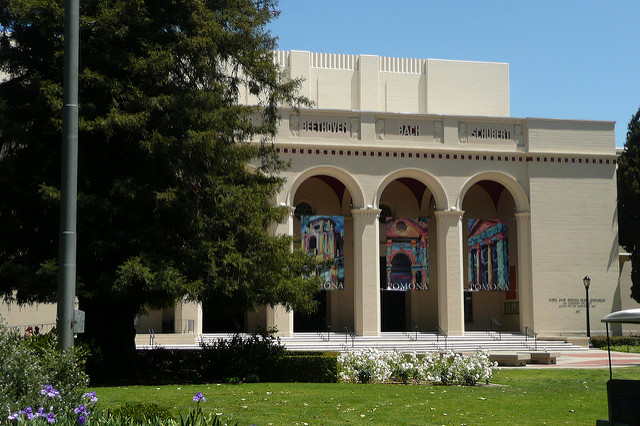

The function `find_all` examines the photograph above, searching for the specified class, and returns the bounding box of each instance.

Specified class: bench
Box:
[529,351,560,364]
[489,353,530,366]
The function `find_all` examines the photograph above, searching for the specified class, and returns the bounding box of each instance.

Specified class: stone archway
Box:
[460,173,529,332]
[376,170,446,332]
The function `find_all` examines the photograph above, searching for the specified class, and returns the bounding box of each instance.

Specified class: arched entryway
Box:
[461,179,520,331]
[292,174,356,332]
[377,171,446,332]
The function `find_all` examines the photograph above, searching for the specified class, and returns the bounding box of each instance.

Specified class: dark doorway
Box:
[294,291,327,332]
[380,256,406,331]
[202,304,244,333]
[464,291,473,323]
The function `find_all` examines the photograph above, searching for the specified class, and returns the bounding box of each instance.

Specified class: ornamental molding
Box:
[350,117,360,140]
[289,114,300,137]
[434,121,444,144]
[458,122,468,144]
[375,119,385,140]
[434,209,465,221]
[351,207,381,218]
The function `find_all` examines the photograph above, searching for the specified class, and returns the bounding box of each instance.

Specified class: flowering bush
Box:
[338,348,497,385]
[0,316,89,416]
[7,387,97,424]
[8,390,236,425]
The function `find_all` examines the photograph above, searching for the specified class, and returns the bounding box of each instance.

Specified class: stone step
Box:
[195,331,587,353]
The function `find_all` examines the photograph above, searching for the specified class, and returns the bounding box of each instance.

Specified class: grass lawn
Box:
[93,367,640,425]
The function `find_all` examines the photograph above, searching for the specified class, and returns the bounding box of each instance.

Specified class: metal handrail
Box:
[524,326,538,351]
[321,318,332,341]
[489,317,502,341]
[410,319,419,341]
[435,325,448,350]
[344,326,355,348]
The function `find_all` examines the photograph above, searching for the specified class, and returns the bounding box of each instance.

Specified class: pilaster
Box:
[352,207,381,336]
[515,211,534,332]
[434,209,465,336]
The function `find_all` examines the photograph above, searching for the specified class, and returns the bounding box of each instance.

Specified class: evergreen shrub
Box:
[266,355,338,383]
[591,335,640,348]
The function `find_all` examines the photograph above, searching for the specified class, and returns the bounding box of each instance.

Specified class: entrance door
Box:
[380,256,407,331]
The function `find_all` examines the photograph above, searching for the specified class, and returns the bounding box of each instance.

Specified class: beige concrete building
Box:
[239,50,627,338]
[4,51,638,340]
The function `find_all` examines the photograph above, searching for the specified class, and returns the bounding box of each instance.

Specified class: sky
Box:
[268,0,640,148]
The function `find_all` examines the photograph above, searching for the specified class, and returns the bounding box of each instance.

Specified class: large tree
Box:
[0,0,318,366]
[617,106,640,302]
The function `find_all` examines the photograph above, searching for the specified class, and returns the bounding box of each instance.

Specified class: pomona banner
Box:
[301,216,345,290]
[385,217,429,291]
[467,219,509,291]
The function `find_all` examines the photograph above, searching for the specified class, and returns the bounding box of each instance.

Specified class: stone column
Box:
[352,207,381,336]
[265,205,296,337]
[195,302,203,336]
[515,211,534,332]
[434,209,465,336]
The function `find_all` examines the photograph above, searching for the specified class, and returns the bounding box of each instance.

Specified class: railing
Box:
[524,326,538,351]
[344,326,356,348]
[435,325,448,351]
[176,319,195,334]
[489,317,502,341]
[408,319,419,341]
[233,319,242,331]
[321,318,332,341]
[149,329,156,346]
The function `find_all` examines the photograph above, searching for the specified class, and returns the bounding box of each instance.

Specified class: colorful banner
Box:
[301,216,345,290]
[467,219,509,291]
[385,217,429,291]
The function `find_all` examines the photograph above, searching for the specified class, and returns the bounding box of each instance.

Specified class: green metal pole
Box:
[57,0,79,350]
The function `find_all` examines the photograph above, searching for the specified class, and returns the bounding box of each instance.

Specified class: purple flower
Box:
[24,407,34,419]
[193,392,206,403]
[46,412,56,424]
[8,412,20,420]
[82,391,98,403]
[41,385,60,398]
[37,407,46,417]
[77,415,87,425]
[74,405,87,415]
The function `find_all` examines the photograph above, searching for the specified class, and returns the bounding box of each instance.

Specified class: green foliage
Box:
[200,332,286,382]
[591,334,640,348]
[0,317,89,415]
[131,343,337,385]
[268,355,338,383]
[617,106,640,302]
[109,402,174,423]
[0,0,319,367]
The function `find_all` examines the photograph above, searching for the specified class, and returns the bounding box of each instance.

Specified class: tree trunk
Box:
[78,297,138,384]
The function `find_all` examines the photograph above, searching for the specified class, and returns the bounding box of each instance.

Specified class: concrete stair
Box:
[196,331,588,354]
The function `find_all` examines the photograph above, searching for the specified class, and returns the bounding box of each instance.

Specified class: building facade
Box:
[241,50,621,338]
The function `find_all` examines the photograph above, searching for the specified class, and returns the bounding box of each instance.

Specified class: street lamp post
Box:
[583,275,591,339]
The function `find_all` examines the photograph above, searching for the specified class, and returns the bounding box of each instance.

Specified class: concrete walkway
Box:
[521,349,640,369]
